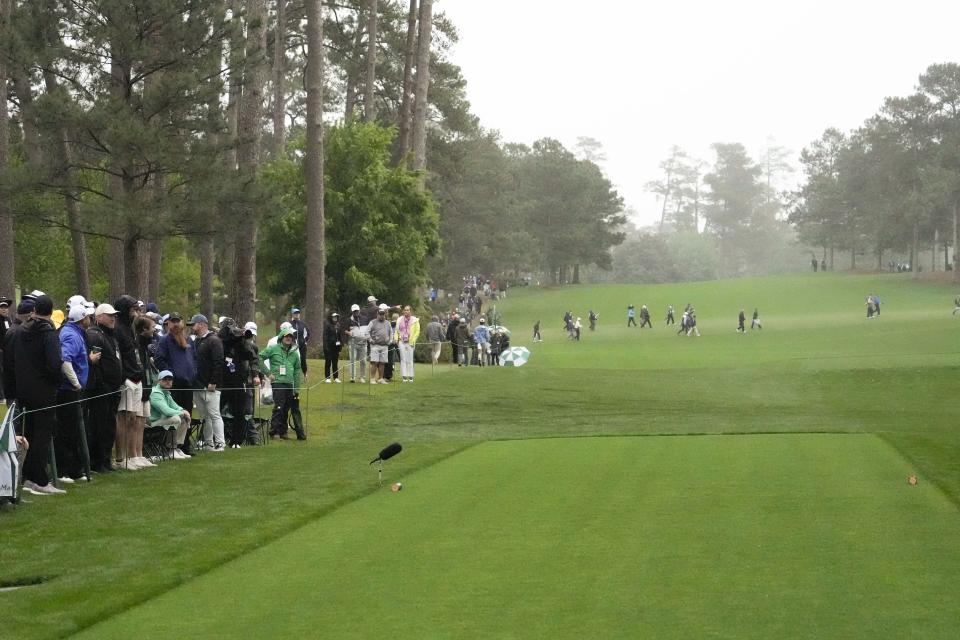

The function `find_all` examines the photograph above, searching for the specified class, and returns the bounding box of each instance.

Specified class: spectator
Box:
[114,295,148,470]
[455,317,472,367]
[54,304,93,483]
[666,305,675,325]
[367,304,393,383]
[289,307,310,376]
[574,317,582,341]
[346,304,367,383]
[473,318,490,366]
[149,370,192,459]
[154,312,196,454]
[751,308,762,330]
[639,305,652,328]
[533,319,541,342]
[394,305,420,382]
[218,317,257,447]
[588,310,598,331]
[5,295,64,495]
[0,295,11,404]
[131,315,159,468]
[361,295,380,325]
[425,315,444,365]
[188,314,225,451]
[738,310,746,333]
[446,312,460,365]
[242,322,262,444]
[260,326,305,440]
[627,305,637,327]
[323,312,343,383]
[85,304,122,473]
[267,321,293,347]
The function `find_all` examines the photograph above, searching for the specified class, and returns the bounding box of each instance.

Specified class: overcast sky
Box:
[440,0,960,227]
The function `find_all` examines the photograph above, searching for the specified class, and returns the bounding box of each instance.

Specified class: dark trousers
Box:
[22,404,55,486]
[451,342,459,364]
[627,317,637,326]
[87,393,120,472]
[54,389,84,479]
[270,382,305,439]
[640,317,652,328]
[221,388,247,446]
[666,315,675,324]
[171,379,194,414]
[324,349,340,379]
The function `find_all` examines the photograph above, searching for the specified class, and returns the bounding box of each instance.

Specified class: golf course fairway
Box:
[73,434,960,639]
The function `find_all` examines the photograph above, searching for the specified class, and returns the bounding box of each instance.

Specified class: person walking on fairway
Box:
[737,310,746,333]
[588,310,598,331]
[953,295,960,315]
[872,294,881,316]
[665,305,675,325]
[687,311,700,337]
[639,304,652,328]
[533,320,542,342]
[574,317,582,341]
[751,308,762,330]
[627,305,637,327]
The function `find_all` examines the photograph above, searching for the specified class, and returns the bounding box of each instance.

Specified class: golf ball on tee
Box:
[391,482,403,492]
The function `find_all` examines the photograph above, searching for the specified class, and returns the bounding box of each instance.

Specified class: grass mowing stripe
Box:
[74,434,960,640]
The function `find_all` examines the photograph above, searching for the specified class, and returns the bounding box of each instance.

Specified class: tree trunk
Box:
[232,0,269,322]
[363,0,378,122]
[572,263,580,284]
[225,0,244,170]
[0,0,14,297]
[911,220,919,278]
[11,69,42,167]
[850,244,856,270]
[829,244,834,271]
[200,235,215,318]
[272,0,286,155]
[304,0,325,350]
[395,0,417,164]
[149,236,163,303]
[343,9,365,121]
[877,247,882,271]
[953,199,959,283]
[411,0,432,172]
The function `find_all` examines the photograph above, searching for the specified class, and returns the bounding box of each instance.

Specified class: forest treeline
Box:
[0,0,625,321]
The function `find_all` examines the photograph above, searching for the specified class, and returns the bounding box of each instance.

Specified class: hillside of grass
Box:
[2,272,959,639]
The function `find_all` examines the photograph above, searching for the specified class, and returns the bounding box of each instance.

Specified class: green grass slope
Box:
[1,272,958,639]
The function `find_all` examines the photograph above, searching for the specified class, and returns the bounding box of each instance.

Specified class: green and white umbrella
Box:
[489,324,511,337]
[499,346,530,367]
[1,403,22,500]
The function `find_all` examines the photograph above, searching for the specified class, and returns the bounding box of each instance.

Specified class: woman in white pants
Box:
[394,305,421,382]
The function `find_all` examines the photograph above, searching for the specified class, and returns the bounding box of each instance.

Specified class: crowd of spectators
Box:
[0,277,513,505]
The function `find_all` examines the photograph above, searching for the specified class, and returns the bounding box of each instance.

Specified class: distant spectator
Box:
[149,370,192,459]
[54,304,93,483]
[455,318,472,367]
[189,314,225,451]
[639,305,652,328]
[289,307,310,376]
[666,305,675,325]
[574,317,582,341]
[627,305,637,327]
[367,304,393,383]
[425,315,444,365]
[323,312,343,383]
[154,312,196,453]
[533,319,541,342]
[219,317,258,447]
[346,305,367,383]
[737,310,746,333]
[114,295,148,469]
[5,295,64,495]
[85,304,122,473]
[751,308,762,330]
[473,318,490,367]
[395,305,420,382]
[260,326,305,440]
[447,312,461,364]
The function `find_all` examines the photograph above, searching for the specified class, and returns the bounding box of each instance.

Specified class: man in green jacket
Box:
[259,326,305,440]
[149,370,193,459]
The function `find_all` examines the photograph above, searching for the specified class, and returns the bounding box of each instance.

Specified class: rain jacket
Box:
[394,315,420,346]
[259,329,302,389]
[59,320,89,391]
[150,383,184,424]
[473,324,490,344]
[7,317,61,407]
[114,295,143,383]
[86,322,122,393]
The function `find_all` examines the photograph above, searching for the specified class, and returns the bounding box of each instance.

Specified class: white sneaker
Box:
[324,379,331,384]
[135,456,156,468]
[379,379,388,384]
[23,480,48,495]
[115,459,138,470]
[334,379,341,384]
[41,484,67,495]
[211,444,226,452]
[171,448,191,459]
[58,476,76,484]
[359,378,366,384]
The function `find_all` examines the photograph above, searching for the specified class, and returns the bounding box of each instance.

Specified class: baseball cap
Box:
[244,321,258,336]
[167,311,183,322]
[331,312,339,318]
[23,289,45,301]
[67,294,88,308]
[68,305,88,322]
[16,300,34,315]
[378,303,389,312]
[292,307,301,314]
[280,321,292,330]
[34,295,55,316]
[158,370,174,380]
[186,314,208,326]
[367,295,378,303]
[146,302,159,313]
[479,318,486,323]
[95,303,119,316]
[0,296,11,307]
[280,326,297,338]
[350,304,360,312]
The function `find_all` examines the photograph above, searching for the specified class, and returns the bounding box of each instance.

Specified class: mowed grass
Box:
[2,271,959,639]
[73,436,960,639]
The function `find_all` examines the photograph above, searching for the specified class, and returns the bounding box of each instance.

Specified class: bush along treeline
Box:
[0,0,626,324]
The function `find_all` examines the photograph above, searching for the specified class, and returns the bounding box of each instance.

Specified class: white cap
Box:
[378,303,389,312]
[367,295,378,303]
[280,321,292,330]
[67,294,88,308]
[68,305,87,322]
[95,303,119,316]
[350,304,360,312]
[244,321,258,336]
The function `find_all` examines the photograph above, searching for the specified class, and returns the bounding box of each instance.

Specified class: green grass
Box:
[72,435,960,639]
[3,271,960,639]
